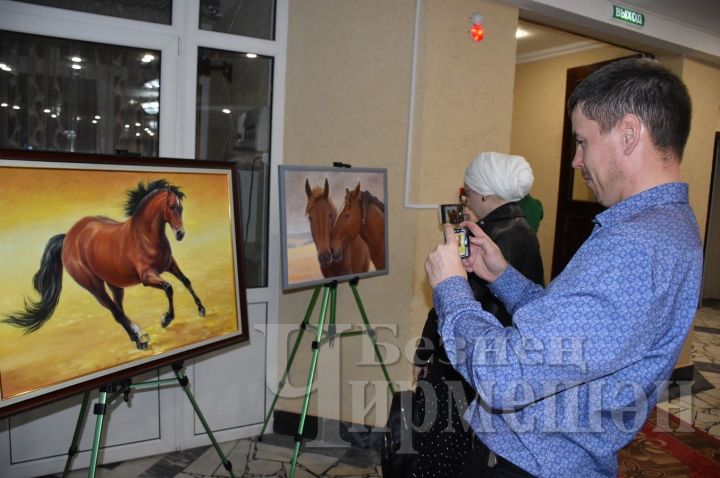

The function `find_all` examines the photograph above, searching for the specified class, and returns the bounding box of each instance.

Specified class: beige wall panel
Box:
[410,0,518,350]
[511,45,635,283]
[673,58,720,368]
[281,0,519,426]
[281,0,418,426]
[675,58,720,241]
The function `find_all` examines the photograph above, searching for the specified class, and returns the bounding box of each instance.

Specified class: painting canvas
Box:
[0,150,248,417]
[279,165,389,290]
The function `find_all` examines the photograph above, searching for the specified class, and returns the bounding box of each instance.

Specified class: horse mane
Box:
[360,190,384,213]
[124,179,185,217]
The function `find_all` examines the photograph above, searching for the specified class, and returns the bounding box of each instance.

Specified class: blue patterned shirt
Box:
[434,183,702,477]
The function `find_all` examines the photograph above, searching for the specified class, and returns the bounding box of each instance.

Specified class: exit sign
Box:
[612,5,645,27]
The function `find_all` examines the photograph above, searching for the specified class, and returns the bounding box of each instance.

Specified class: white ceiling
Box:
[516,21,596,58]
[622,0,720,36]
[516,1,720,62]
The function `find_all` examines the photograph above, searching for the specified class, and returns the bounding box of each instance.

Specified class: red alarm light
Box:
[470,23,484,42]
[470,13,484,42]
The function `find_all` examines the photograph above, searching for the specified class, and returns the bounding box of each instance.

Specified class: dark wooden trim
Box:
[0,149,249,418]
[550,55,641,278]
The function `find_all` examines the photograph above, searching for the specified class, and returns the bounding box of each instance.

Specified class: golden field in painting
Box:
[0,166,240,401]
[287,243,376,285]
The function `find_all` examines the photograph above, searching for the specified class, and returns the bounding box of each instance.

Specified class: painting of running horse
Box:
[3,179,205,350]
[331,182,386,270]
[279,165,388,290]
[0,151,248,417]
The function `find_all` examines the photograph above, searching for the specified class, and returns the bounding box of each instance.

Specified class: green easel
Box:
[62,362,235,478]
[258,278,396,478]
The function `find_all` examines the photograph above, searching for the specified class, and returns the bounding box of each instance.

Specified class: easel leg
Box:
[350,280,396,394]
[62,391,91,478]
[289,285,332,478]
[172,363,236,478]
[87,386,110,478]
[259,286,322,439]
[328,283,337,344]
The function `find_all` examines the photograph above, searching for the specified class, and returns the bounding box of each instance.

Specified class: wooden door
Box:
[550,56,640,278]
[701,132,720,302]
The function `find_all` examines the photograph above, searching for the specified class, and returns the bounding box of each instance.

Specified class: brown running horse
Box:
[3,179,206,350]
[330,182,386,270]
[305,178,370,277]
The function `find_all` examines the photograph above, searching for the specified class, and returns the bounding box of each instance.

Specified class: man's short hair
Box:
[567,57,692,159]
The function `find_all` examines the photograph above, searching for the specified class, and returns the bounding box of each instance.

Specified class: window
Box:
[15,0,172,24]
[0,30,160,156]
[196,48,273,287]
[0,0,282,289]
[199,0,275,39]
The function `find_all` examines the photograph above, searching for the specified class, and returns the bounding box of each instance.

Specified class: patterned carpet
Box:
[618,410,720,477]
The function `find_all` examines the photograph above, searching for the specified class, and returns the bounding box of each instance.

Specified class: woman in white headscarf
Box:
[411,152,544,478]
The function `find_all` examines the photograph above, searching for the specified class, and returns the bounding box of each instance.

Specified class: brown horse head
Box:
[124,180,186,242]
[162,189,185,241]
[305,177,336,266]
[330,182,362,262]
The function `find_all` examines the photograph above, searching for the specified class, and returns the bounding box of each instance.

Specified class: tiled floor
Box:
[656,302,720,438]
[51,305,720,478]
[53,432,382,478]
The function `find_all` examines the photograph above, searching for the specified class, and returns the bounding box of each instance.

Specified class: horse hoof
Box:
[161,313,174,328]
[133,333,150,349]
[199,306,206,317]
[136,336,150,350]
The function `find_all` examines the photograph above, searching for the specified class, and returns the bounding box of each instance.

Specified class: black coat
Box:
[415,202,544,368]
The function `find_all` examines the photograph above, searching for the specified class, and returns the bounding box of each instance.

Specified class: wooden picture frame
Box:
[279,165,389,290]
[0,150,248,417]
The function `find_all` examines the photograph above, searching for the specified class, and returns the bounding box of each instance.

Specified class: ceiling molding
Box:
[502,0,720,67]
[516,40,604,64]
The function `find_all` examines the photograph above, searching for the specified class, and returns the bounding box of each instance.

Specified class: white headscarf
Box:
[464,151,534,201]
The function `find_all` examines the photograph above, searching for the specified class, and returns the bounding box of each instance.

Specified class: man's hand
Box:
[425,224,469,288]
[460,221,509,282]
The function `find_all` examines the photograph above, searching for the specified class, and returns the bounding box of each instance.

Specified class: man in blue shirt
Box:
[425,58,703,477]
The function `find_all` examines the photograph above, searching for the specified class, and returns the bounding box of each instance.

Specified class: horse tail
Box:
[3,234,66,333]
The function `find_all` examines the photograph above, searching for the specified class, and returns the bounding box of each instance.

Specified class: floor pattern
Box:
[617,410,720,477]
[49,433,382,478]
[656,303,720,437]
[47,305,720,478]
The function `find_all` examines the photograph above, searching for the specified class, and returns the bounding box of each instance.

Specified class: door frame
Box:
[701,132,720,302]
[550,55,642,278]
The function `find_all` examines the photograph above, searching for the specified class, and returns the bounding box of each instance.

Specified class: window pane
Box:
[196,47,272,288]
[15,0,172,25]
[0,30,160,156]
[199,0,275,40]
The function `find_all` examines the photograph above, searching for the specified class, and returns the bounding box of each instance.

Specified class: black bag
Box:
[380,389,421,477]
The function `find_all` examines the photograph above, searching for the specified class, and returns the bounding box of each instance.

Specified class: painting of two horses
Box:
[0,152,247,415]
[279,165,388,290]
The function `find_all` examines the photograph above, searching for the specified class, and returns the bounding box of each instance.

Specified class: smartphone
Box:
[439,204,464,225]
[454,227,470,258]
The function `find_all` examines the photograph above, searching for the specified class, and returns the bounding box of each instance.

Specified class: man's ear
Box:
[619,114,641,156]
